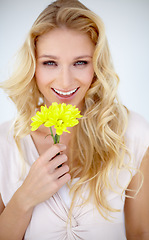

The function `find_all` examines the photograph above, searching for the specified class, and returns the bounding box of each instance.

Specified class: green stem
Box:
[55,134,60,144]
[49,127,56,143]
[49,127,60,144]
[49,127,61,167]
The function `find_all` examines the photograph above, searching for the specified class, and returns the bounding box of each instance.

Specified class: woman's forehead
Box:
[36,28,95,58]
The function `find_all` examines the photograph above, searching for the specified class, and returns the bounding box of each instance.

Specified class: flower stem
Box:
[55,134,60,144]
[49,127,60,144]
[49,127,61,167]
[49,127,56,143]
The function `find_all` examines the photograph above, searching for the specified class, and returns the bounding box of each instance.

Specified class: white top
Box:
[0,111,149,240]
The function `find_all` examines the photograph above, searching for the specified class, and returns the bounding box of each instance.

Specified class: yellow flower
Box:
[44,102,82,135]
[30,105,49,131]
[31,103,83,139]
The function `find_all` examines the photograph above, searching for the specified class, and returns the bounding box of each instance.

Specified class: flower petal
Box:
[30,102,83,135]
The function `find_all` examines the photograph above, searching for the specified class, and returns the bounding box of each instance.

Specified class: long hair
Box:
[0,0,130,219]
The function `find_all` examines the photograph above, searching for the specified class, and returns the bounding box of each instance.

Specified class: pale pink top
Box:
[0,111,149,240]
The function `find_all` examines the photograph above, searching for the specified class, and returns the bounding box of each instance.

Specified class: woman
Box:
[0,0,149,239]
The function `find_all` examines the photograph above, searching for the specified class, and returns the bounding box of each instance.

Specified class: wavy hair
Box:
[0,0,131,219]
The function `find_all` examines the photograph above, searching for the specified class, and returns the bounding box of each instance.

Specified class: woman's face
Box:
[35,28,95,110]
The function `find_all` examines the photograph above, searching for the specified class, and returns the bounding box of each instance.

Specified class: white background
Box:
[0,0,149,124]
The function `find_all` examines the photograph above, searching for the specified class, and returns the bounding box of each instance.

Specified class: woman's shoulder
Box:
[126,111,149,139]
[0,120,13,130]
[0,120,14,144]
[125,111,149,170]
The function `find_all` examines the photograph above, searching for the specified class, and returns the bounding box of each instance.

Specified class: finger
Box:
[56,173,71,188]
[54,163,70,179]
[40,144,66,162]
[49,154,68,170]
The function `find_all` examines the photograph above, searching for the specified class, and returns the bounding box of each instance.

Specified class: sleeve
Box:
[0,121,14,202]
[0,122,8,194]
[125,111,149,175]
[0,121,30,206]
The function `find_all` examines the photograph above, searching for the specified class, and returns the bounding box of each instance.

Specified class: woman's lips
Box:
[51,87,79,98]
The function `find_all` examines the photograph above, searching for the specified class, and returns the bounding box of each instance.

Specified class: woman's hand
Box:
[18,143,70,211]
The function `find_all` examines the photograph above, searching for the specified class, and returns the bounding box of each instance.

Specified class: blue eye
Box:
[74,61,88,66]
[43,61,57,66]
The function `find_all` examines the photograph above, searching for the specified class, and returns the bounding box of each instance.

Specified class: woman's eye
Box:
[74,61,88,66]
[43,61,57,66]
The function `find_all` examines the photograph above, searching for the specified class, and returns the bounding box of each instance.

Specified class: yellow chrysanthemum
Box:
[31,103,83,136]
[30,105,49,131]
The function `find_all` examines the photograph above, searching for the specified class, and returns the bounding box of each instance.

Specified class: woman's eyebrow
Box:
[74,55,93,60]
[38,54,59,59]
[37,54,93,59]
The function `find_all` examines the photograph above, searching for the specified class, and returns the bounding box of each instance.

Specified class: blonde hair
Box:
[1,0,131,219]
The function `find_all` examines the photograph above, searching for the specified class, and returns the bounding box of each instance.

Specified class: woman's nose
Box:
[58,66,73,89]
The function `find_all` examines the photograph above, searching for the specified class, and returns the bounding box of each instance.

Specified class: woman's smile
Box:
[51,87,79,98]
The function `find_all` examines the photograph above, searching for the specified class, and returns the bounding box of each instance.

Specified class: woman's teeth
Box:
[52,88,78,96]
